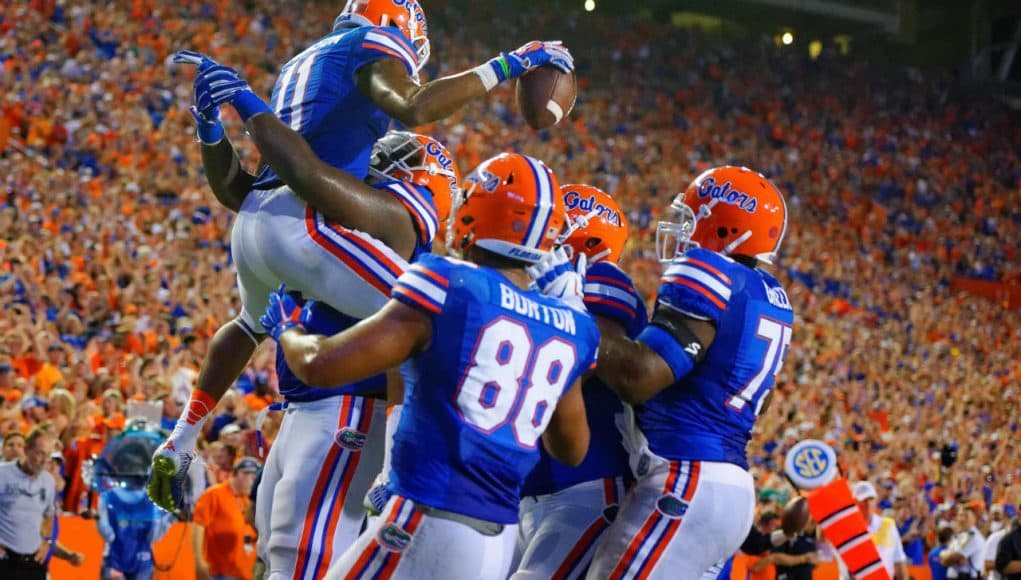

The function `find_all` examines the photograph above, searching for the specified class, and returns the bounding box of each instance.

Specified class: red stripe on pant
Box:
[375,504,425,579]
[293,397,356,579]
[552,516,611,580]
[609,461,701,579]
[346,497,407,580]
[314,398,376,580]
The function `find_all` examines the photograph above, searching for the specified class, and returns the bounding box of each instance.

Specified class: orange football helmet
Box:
[656,166,787,264]
[369,131,460,222]
[449,153,565,263]
[558,184,629,264]
[408,1,430,68]
[335,0,429,69]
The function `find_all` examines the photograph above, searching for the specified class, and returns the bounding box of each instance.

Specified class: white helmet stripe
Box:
[522,156,554,249]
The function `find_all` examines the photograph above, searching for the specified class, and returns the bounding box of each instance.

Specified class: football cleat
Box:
[147,441,195,513]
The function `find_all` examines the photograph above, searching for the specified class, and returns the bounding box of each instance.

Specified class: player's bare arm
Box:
[243,113,417,257]
[199,136,255,213]
[176,52,419,257]
[541,378,590,467]
[595,308,716,405]
[278,299,431,388]
[357,59,489,127]
[357,40,574,128]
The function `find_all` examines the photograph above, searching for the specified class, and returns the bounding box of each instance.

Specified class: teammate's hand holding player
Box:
[527,246,587,312]
[259,285,304,342]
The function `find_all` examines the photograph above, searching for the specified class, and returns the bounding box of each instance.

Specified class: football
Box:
[516,65,577,130]
[781,495,811,536]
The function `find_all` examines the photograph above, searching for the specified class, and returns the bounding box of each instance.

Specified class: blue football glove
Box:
[171,49,220,73]
[260,284,304,341]
[486,41,575,85]
[188,105,223,145]
[173,52,225,143]
[526,247,587,312]
[173,50,270,123]
[299,298,317,328]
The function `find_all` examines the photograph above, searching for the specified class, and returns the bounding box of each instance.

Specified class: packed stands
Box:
[1,0,1018,576]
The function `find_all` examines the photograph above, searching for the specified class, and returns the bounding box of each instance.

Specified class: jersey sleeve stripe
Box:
[584,296,637,319]
[663,264,732,301]
[393,286,442,314]
[359,42,412,70]
[395,181,437,220]
[403,270,448,304]
[678,257,731,285]
[366,29,418,56]
[584,282,639,309]
[412,266,449,288]
[584,274,635,293]
[305,208,407,296]
[661,276,727,310]
[384,182,438,245]
[362,31,417,69]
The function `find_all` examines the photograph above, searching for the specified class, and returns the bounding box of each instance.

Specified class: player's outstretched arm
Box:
[358,41,574,128]
[276,299,431,388]
[542,378,590,467]
[595,308,716,405]
[175,51,416,254]
[173,51,256,213]
[244,113,416,256]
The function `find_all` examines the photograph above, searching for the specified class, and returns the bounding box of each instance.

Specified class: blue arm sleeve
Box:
[637,323,695,384]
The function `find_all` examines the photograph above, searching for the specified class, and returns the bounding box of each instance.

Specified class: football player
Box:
[534,167,793,579]
[514,185,647,579]
[154,0,573,515]
[264,154,600,579]
[148,69,460,579]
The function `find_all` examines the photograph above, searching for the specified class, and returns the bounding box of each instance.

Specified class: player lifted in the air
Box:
[265,153,600,580]
[514,184,647,579]
[151,0,573,549]
[151,40,458,580]
[534,166,793,579]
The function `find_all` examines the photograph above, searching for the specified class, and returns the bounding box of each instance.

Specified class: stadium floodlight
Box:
[781,32,794,45]
[584,0,595,11]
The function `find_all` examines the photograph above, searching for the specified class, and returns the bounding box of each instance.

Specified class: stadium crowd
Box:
[0,0,1018,575]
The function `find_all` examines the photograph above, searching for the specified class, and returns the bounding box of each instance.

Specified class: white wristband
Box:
[472,62,500,92]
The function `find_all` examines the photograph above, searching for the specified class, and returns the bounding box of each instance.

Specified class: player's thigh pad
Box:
[587,461,754,580]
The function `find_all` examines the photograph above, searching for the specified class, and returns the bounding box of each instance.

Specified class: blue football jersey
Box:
[636,248,794,469]
[522,261,647,496]
[276,181,437,402]
[253,24,419,189]
[387,254,601,524]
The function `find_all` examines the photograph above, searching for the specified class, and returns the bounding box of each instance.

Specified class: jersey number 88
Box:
[455,317,577,448]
